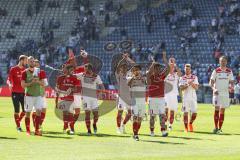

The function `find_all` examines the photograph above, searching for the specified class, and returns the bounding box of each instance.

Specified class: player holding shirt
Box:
[7,55,28,132]
[209,56,234,134]
[179,64,199,132]
[115,53,135,134]
[31,59,48,130]
[55,65,80,135]
[165,58,182,131]
[147,50,169,137]
[128,65,146,141]
[75,63,105,135]
[21,56,46,136]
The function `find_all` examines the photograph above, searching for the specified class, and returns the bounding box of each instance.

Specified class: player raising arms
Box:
[31,59,48,130]
[179,64,199,132]
[128,64,146,141]
[75,63,105,135]
[115,53,135,134]
[21,56,46,136]
[147,50,169,137]
[209,56,234,134]
[7,55,28,132]
[55,64,80,135]
[165,58,182,131]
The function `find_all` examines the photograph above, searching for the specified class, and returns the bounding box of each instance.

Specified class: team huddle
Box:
[7,49,234,141]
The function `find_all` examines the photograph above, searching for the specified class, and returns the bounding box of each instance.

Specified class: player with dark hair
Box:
[55,64,80,135]
[128,64,146,141]
[115,53,135,134]
[75,63,105,135]
[210,56,234,134]
[147,50,169,137]
[7,55,28,132]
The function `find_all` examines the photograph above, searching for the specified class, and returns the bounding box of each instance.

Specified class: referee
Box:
[7,55,28,132]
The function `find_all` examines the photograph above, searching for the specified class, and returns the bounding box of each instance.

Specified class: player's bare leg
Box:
[85,110,92,135]
[132,116,140,141]
[218,108,225,134]
[63,111,69,133]
[168,110,175,131]
[121,109,131,134]
[149,115,155,136]
[159,114,168,137]
[189,112,197,132]
[116,110,123,133]
[93,110,99,134]
[25,112,31,136]
[34,109,42,136]
[213,106,220,134]
[183,112,188,132]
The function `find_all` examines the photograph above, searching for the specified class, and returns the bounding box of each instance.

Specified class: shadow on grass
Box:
[0,136,17,140]
[42,131,65,135]
[42,135,73,139]
[141,139,185,145]
[78,133,131,138]
[194,131,232,136]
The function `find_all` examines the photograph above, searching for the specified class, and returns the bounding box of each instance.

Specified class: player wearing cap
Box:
[179,64,199,132]
[209,56,234,134]
[7,55,28,132]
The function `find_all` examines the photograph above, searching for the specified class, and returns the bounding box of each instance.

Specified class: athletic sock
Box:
[25,117,30,133]
[133,121,138,135]
[219,113,225,129]
[160,115,166,131]
[63,114,68,130]
[32,112,36,128]
[169,111,174,125]
[74,113,79,123]
[40,112,46,126]
[19,112,25,122]
[69,114,74,131]
[123,111,131,125]
[14,114,20,128]
[35,115,41,132]
[184,114,188,130]
[214,110,219,129]
[85,112,91,132]
[190,113,197,124]
[116,110,122,128]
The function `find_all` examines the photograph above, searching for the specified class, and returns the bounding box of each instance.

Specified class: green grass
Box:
[0,97,240,160]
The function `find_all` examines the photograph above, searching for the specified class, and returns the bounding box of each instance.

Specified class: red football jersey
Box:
[56,75,80,101]
[148,69,167,97]
[8,66,25,93]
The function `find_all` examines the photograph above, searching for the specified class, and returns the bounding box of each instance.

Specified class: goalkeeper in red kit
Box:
[7,55,28,132]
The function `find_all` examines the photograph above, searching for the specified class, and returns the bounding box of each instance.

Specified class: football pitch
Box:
[0,97,240,160]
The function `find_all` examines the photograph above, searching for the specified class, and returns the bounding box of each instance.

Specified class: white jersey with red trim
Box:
[165,72,179,96]
[210,67,234,96]
[179,74,199,101]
